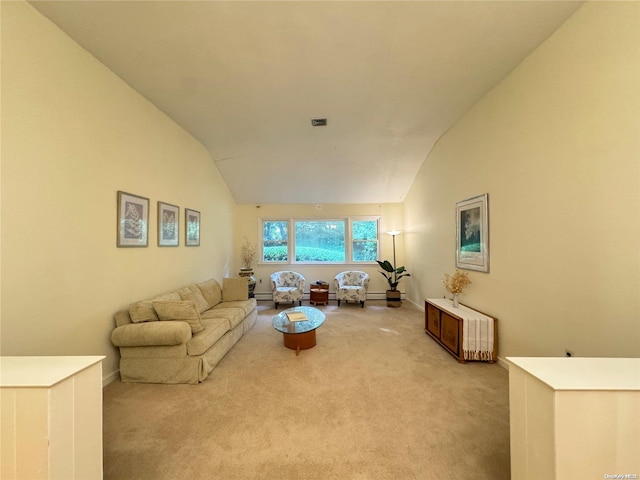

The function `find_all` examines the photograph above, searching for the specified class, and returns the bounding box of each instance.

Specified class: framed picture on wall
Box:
[158,201,179,247]
[117,191,149,247]
[185,208,200,246]
[456,193,489,272]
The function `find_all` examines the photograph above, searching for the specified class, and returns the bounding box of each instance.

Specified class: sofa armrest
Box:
[111,321,192,348]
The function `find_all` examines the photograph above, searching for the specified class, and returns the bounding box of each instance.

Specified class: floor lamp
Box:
[386,230,401,268]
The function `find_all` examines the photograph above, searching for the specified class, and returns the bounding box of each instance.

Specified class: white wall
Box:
[404,2,640,358]
[234,203,405,297]
[0,2,236,380]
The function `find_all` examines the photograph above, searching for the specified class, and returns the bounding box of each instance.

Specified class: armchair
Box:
[270,271,306,309]
[334,271,370,308]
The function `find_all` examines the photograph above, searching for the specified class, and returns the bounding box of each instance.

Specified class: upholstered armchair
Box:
[270,271,306,309]
[334,271,370,308]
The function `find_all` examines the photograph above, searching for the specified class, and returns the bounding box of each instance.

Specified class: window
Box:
[260,217,379,264]
[295,220,345,263]
[351,219,379,262]
[262,220,288,262]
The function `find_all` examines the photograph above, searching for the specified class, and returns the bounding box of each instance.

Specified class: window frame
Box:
[260,219,290,264]
[349,217,380,264]
[259,216,380,265]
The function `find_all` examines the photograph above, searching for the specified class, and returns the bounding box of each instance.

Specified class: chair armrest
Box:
[111,321,192,348]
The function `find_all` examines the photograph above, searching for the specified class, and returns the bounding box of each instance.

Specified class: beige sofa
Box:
[111,277,257,384]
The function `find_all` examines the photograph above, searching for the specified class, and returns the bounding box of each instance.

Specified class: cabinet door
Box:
[440,313,460,355]
[426,304,441,338]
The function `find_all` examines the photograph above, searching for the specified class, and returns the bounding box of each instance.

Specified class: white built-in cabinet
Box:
[507,357,640,480]
[0,356,105,480]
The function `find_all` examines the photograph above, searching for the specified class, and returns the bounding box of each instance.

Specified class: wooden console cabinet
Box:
[309,282,329,306]
[425,299,497,363]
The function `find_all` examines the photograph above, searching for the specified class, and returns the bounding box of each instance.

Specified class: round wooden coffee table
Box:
[272,306,326,356]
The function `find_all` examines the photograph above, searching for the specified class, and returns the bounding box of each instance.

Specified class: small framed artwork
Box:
[117,191,149,247]
[158,201,179,247]
[456,193,489,272]
[185,208,200,246]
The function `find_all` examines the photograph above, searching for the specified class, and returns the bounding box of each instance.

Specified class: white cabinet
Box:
[1,356,105,480]
[507,357,640,480]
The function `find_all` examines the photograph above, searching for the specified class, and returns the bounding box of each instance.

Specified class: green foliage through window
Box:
[295,221,345,263]
[352,220,378,262]
[262,220,288,262]
[261,217,379,264]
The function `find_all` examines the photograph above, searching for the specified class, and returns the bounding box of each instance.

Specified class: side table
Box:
[309,282,329,306]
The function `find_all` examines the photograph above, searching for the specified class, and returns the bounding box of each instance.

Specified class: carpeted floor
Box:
[103,300,510,479]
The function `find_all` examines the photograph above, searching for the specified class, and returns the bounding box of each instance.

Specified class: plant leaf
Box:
[377,260,394,272]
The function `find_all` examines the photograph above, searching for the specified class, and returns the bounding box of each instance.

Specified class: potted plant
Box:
[376,260,410,307]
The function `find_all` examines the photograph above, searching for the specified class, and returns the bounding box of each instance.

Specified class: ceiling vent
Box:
[311,118,327,127]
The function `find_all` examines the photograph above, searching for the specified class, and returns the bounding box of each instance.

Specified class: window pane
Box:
[263,220,288,262]
[295,220,345,262]
[353,241,378,261]
[352,220,378,262]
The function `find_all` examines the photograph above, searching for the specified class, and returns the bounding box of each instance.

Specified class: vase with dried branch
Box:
[240,237,256,270]
[442,270,471,308]
[239,237,257,298]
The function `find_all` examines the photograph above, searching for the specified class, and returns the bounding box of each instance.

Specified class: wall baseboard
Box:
[103,369,120,387]
[496,357,509,370]
[404,298,423,311]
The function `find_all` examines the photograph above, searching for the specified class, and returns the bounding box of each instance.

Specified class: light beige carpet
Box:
[103,301,510,480]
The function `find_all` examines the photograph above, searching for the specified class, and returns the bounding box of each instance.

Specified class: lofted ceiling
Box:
[29,1,583,205]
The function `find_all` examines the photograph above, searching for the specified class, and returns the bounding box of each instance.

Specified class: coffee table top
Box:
[272,306,325,334]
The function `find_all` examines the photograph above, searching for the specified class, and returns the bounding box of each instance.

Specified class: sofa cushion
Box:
[186,317,230,356]
[115,310,133,327]
[201,307,245,329]
[153,291,182,302]
[177,286,210,314]
[222,277,248,302]
[197,279,222,308]
[213,298,257,317]
[152,300,205,334]
[129,300,159,323]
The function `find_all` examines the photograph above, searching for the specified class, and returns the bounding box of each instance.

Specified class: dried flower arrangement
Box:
[442,270,471,295]
[240,237,257,269]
